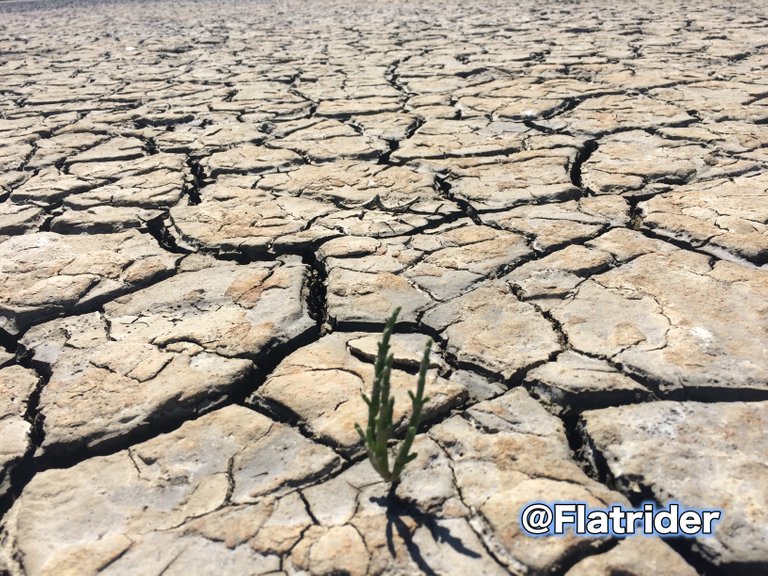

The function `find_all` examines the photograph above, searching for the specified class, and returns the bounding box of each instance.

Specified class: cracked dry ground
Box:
[0,0,767,574]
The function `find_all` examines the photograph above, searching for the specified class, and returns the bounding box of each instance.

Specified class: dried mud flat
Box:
[0,0,767,574]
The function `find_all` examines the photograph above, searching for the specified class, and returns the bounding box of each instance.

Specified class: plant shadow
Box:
[370,491,482,576]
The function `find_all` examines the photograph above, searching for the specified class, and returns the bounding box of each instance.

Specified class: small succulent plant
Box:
[355,307,432,484]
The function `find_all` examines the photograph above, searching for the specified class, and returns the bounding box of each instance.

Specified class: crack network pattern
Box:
[0,0,766,575]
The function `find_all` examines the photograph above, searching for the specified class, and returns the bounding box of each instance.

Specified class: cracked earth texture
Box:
[0,0,766,574]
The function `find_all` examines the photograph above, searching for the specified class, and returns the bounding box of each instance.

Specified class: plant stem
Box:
[356,308,432,485]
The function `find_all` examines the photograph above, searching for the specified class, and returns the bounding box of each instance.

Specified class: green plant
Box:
[355,307,432,484]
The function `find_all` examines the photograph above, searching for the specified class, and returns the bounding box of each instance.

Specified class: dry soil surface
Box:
[0,0,766,574]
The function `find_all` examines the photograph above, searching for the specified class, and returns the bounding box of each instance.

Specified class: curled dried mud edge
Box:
[0,348,47,522]
[573,417,744,576]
